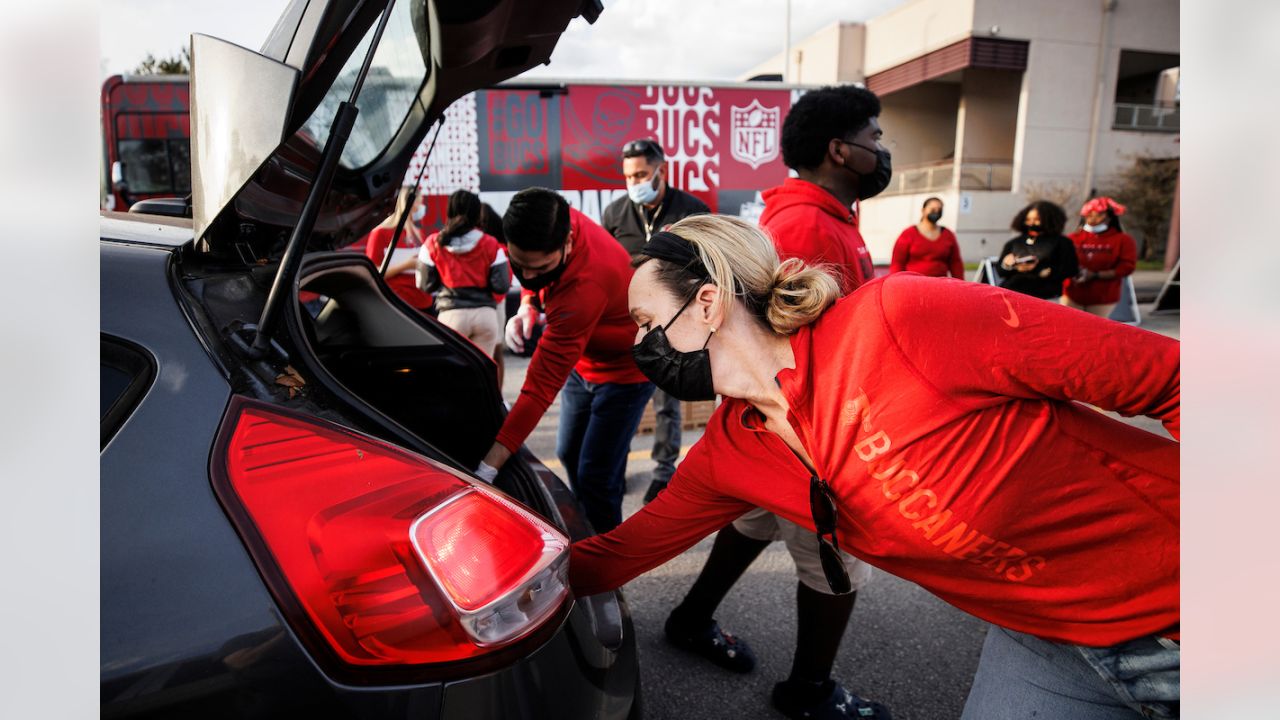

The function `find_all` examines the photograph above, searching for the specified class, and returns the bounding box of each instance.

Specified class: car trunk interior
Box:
[291,257,505,473]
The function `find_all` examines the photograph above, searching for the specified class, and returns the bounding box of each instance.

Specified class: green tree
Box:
[1101,153,1179,261]
[134,47,190,75]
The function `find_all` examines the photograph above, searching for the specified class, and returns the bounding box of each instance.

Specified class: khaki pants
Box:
[733,508,873,594]
[1061,296,1117,318]
[438,306,500,359]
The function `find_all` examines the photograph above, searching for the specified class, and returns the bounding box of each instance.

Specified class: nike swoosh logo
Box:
[1000,296,1020,328]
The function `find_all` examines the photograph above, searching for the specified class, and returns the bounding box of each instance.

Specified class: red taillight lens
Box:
[214,400,569,668]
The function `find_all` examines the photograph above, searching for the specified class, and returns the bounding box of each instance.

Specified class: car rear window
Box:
[101,335,156,449]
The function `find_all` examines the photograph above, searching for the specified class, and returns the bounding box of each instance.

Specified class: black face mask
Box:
[632,291,715,401]
[514,246,567,291]
[1023,223,1042,238]
[841,141,893,200]
[926,211,942,224]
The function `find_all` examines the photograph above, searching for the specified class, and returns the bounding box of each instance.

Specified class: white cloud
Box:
[523,0,908,82]
[100,0,290,77]
[101,0,906,81]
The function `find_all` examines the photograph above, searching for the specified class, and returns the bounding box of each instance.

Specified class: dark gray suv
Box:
[101,1,640,718]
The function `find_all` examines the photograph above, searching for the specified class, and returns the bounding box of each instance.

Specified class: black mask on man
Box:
[858,147,893,200]
[514,246,568,291]
[632,291,715,401]
[842,141,893,200]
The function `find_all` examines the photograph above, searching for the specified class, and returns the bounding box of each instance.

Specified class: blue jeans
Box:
[650,388,682,484]
[963,625,1179,719]
[557,371,655,533]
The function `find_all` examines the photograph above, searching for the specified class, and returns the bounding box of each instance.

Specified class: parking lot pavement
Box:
[499,301,1178,719]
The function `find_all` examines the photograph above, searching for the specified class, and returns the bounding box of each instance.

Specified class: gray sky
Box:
[100,0,906,81]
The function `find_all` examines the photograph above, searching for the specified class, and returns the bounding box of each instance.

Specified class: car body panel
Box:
[101,242,345,716]
[101,219,639,719]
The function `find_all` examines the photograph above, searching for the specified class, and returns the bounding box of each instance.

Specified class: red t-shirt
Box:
[1064,227,1138,306]
[760,178,874,293]
[890,225,965,278]
[570,274,1179,647]
[363,226,432,309]
[495,209,649,453]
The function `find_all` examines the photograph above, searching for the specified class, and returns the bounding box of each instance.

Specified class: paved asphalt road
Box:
[499,294,1179,720]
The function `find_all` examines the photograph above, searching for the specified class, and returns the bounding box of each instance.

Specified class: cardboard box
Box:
[635,397,718,434]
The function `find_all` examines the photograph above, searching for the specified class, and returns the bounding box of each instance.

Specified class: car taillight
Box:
[211,398,569,670]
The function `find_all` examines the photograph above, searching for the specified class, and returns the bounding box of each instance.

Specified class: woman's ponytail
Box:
[439,189,482,245]
[652,214,841,336]
[765,258,840,334]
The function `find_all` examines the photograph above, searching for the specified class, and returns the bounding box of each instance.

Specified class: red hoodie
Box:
[759,178,874,292]
[1064,227,1138,306]
[570,274,1179,647]
[495,209,650,453]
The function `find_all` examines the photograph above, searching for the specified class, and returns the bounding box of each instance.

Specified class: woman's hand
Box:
[387,256,417,277]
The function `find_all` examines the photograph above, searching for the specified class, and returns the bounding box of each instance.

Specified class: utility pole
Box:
[1083,0,1118,199]
[783,0,791,81]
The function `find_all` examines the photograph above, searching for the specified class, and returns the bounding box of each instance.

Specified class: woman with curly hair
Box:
[996,200,1079,300]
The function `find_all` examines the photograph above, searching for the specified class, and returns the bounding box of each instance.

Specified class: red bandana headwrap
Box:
[1080,196,1127,217]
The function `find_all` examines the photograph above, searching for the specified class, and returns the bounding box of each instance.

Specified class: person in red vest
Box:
[890,196,966,278]
[1064,196,1138,318]
[663,85,892,720]
[362,186,433,314]
[573,213,1179,720]
[418,190,510,359]
[474,188,654,534]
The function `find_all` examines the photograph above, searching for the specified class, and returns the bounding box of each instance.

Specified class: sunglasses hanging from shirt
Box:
[810,475,854,594]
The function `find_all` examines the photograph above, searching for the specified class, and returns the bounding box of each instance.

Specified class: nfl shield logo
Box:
[730,100,781,170]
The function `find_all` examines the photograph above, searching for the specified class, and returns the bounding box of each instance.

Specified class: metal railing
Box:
[882,160,1013,196]
[1113,103,1179,132]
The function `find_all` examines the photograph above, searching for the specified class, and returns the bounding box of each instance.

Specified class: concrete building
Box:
[738,0,1179,264]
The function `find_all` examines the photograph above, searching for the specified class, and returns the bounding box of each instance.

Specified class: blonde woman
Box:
[572,214,1179,720]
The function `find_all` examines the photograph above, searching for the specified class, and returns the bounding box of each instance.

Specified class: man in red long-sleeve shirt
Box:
[475,188,653,533]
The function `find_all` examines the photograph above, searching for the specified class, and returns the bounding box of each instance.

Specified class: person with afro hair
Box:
[996,200,1079,301]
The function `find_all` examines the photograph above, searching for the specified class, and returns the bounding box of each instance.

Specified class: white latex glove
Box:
[475,461,499,484]
[504,303,544,353]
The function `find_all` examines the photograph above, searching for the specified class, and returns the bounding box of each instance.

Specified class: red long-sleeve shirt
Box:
[362,226,433,309]
[890,225,965,278]
[760,178,874,293]
[571,274,1179,647]
[1064,227,1138,306]
[495,209,649,453]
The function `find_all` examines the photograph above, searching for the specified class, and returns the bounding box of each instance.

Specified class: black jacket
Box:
[602,186,709,257]
[995,233,1080,300]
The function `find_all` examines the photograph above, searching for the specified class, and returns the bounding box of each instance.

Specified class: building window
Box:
[1113,50,1179,133]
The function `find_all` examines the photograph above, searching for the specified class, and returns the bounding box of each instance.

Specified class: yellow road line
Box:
[535,443,692,471]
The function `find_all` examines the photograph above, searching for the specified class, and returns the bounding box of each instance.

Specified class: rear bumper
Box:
[437,598,639,720]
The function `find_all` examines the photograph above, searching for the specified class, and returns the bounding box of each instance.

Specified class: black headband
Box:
[640,231,709,279]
